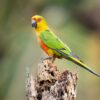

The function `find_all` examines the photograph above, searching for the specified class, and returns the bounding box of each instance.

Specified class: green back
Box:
[40,30,71,55]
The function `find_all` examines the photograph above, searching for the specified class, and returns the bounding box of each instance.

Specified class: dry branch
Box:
[26,59,78,100]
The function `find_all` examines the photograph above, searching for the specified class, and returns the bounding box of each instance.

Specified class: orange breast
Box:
[39,39,54,56]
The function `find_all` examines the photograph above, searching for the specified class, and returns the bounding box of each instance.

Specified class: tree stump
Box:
[26,59,78,100]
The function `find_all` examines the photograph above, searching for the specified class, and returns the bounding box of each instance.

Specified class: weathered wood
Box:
[26,59,78,100]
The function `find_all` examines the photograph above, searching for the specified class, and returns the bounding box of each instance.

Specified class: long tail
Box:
[68,56,100,78]
[54,49,100,78]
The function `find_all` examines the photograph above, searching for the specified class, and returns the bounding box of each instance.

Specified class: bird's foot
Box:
[41,56,55,63]
[42,56,54,61]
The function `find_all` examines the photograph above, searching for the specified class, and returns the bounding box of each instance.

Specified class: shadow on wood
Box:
[26,59,78,100]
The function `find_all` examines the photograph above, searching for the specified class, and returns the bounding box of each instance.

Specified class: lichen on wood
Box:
[26,59,78,100]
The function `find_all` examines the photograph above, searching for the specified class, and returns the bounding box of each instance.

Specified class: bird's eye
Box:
[37,18,42,22]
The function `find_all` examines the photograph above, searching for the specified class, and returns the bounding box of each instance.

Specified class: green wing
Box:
[40,30,100,77]
[40,30,71,55]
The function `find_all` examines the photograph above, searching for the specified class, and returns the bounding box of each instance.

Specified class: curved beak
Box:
[32,20,37,28]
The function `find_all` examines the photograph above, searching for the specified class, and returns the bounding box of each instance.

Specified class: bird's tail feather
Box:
[68,56,100,78]
[54,49,100,78]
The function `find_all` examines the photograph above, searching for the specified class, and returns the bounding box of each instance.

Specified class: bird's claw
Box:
[43,56,53,60]
[41,56,55,63]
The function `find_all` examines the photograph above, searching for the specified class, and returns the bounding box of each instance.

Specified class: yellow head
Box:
[31,15,48,33]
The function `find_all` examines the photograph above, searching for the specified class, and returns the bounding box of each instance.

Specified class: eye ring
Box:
[37,18,42,22]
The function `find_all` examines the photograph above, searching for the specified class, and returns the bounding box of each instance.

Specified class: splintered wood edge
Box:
[26,59,78,100]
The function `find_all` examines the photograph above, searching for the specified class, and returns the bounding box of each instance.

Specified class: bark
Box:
[26,59,78,100]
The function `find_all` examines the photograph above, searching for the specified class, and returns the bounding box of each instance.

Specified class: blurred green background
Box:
[0,0,100,100]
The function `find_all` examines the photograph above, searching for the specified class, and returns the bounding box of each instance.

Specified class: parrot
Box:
[31,15,100,78]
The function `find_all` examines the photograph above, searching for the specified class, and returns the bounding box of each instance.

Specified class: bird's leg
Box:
[43,56,53,60]
[42,56,55,63]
